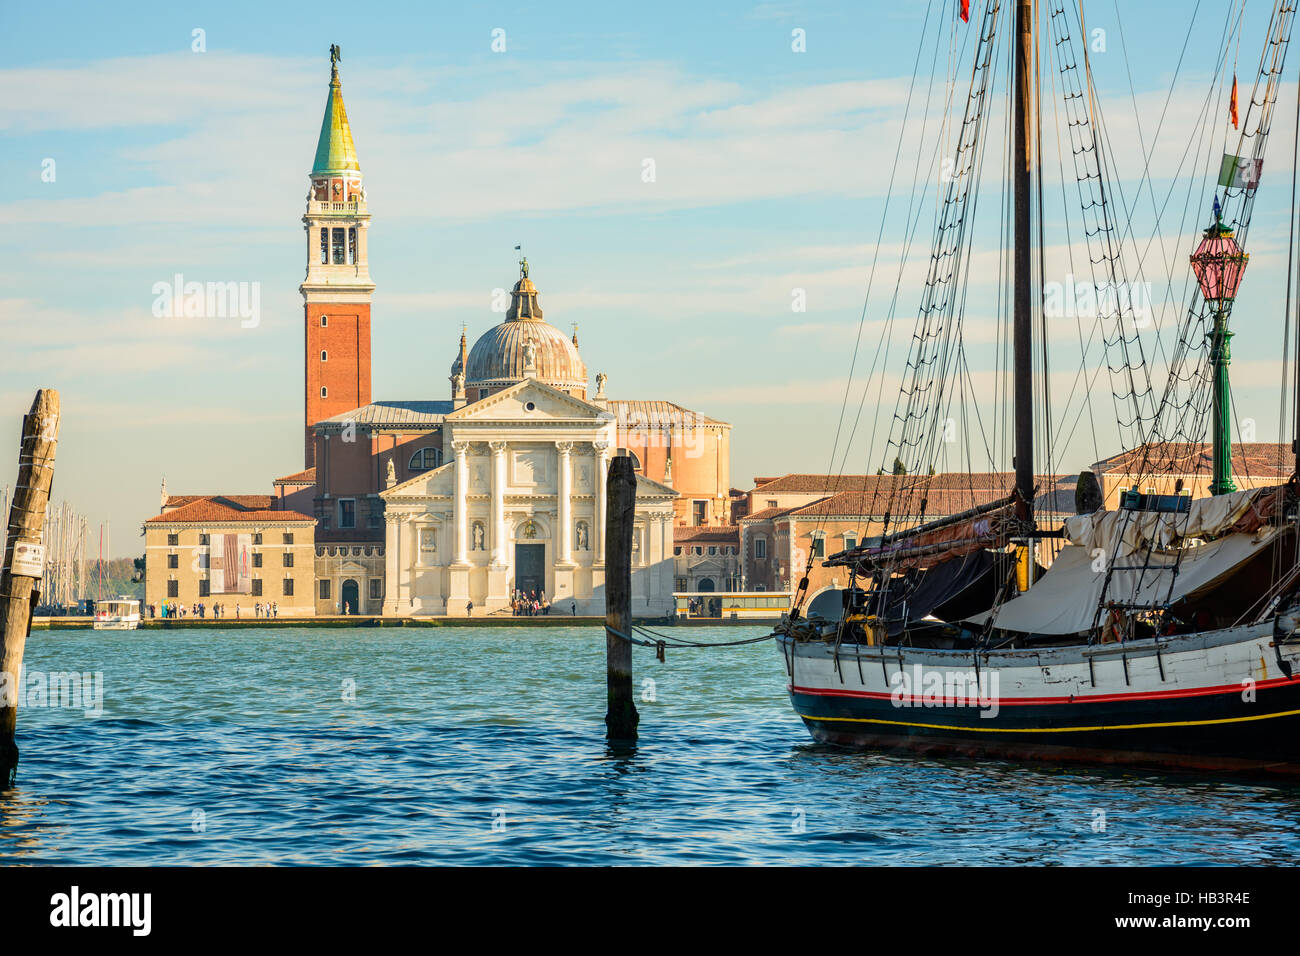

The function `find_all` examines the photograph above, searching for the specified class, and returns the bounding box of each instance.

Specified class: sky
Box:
[0,0,1296,556]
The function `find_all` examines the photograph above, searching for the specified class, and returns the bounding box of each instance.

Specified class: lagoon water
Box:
[2,625,1299,865]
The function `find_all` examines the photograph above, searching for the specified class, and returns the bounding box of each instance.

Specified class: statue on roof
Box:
[330,44,341,67]
[520,256,529,279]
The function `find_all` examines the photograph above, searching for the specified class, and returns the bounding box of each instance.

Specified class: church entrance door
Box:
[515,543,545,599]
[341,578,359,614]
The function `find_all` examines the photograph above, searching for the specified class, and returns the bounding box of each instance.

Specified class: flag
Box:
[1230,73,1239,129]
[1218,153,1263,190]
[961,0,970,22]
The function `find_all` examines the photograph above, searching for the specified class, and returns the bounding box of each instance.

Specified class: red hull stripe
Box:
[790,675,1300,706]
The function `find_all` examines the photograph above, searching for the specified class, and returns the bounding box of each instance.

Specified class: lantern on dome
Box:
[1189,199,1249,496]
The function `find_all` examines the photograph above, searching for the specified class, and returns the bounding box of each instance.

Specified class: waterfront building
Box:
[672,525,741,593]
[143,491,316,616]
[736,473,1076,605]
[143,52,730,617]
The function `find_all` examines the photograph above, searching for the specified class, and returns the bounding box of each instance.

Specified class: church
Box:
[260,49,731,617]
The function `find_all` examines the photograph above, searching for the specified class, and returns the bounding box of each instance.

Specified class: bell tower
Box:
[300,44,374,468]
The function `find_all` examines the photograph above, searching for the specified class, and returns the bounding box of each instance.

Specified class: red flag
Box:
[961,0,970,22]
[1230,74,1239,129]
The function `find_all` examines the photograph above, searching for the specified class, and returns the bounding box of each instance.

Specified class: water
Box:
[2,625,1299,865]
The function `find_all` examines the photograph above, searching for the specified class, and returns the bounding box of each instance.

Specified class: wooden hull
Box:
[778,620,1300,775]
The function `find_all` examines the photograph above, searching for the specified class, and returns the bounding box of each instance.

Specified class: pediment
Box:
[634,474,679,499]
[381,461,454,499]
[446,379,607,423]
[682,557,728,572]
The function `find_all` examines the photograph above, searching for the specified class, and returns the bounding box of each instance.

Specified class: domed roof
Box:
[465,266,587,391]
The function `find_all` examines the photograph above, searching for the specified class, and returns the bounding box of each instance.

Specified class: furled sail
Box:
[967,525,1283,635]
[827,494,1030,573]
[1063,484,1285,555]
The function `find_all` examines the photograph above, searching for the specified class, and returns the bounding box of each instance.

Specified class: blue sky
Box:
[0,0,1294,555]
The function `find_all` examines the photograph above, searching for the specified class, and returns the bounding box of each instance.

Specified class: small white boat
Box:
[93,597,141,630]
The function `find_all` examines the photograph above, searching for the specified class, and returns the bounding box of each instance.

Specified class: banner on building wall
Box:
[210,533,252,594]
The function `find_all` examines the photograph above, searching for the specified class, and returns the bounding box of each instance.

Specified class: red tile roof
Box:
[674,525,740,543]
[739,473,1076,522]
[739,506,800,523]
[273,467,316,486]
[1094,442,1292,478]
[164,494,274,511]
[750,472,1072,495]
[751,474,876,494]
[607,400,729,428]
[148,495,313,525]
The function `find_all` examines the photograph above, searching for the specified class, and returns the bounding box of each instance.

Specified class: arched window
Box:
[321,350,328,362]
[616,448,642,470]
[408,447,442,472]
[320,386,328,398]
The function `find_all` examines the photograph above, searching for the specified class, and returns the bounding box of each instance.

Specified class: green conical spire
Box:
[312,48,360,176]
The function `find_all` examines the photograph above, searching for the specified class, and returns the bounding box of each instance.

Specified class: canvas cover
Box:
[967,526,1281,635]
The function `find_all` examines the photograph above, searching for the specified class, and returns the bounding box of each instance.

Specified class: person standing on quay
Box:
[466,600,474,617]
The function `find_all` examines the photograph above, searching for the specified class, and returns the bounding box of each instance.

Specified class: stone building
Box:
[144,52,730,618]
[672,525,741,592]
[143,492,316,616]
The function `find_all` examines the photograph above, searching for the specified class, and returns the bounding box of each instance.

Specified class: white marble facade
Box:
[380,379,677,616]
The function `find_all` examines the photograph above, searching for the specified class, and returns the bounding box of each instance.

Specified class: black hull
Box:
[790,680,1300,776]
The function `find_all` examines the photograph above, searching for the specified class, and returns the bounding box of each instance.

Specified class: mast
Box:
[1013,0,1035,509]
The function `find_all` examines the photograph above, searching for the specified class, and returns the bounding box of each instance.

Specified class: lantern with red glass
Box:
[1190,218,1249,306]
[1189,207,1249,495]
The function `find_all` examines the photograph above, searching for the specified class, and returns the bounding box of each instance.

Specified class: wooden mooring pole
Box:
[604,454,638,742]
[0,389,60,788]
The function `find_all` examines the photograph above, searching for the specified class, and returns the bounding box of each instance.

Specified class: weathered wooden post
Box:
[604,454,638,742]
[0,389,60,787]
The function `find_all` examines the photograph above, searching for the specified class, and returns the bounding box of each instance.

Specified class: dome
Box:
[464,268,587,393]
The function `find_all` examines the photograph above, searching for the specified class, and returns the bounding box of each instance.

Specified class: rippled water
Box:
[1,625,1298,865]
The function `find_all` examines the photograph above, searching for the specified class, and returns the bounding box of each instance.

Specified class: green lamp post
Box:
[1189,202,1250,496]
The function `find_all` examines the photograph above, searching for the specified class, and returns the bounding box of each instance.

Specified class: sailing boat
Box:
[775,0,1300,774]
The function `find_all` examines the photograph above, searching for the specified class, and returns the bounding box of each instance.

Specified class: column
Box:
[452,440,470,565]
[556,441,574,566]
[593,441,610,565]
[398,513,414,613]
[489,441,508,568]
[382,512,400,615]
